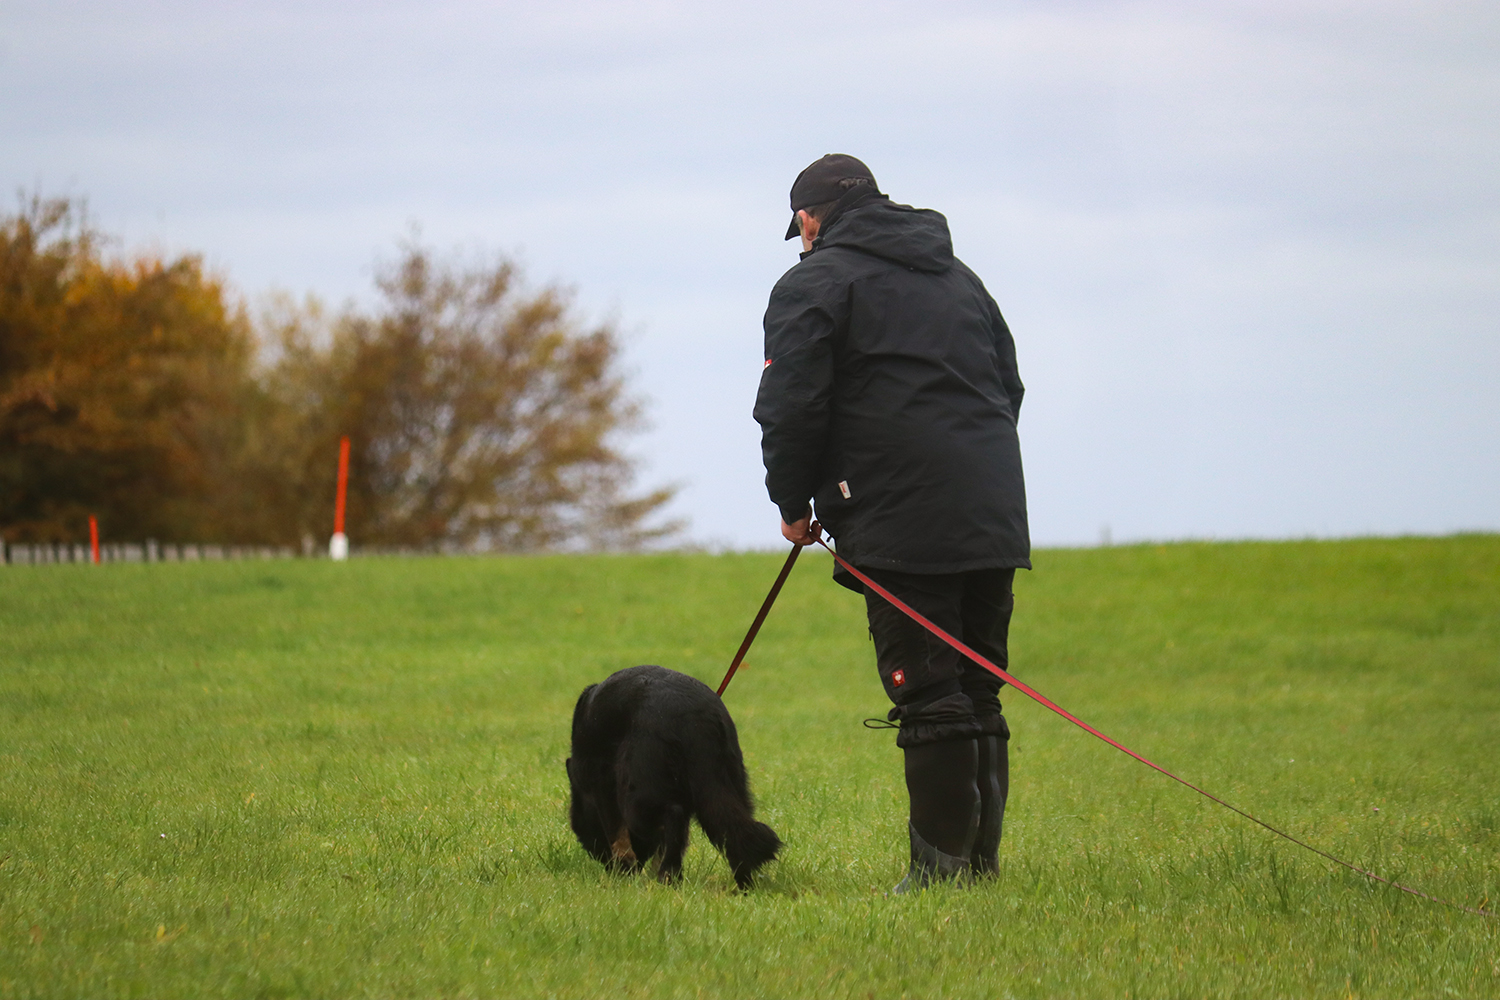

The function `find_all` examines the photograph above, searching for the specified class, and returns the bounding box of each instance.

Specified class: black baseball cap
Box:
[785,154,878,240]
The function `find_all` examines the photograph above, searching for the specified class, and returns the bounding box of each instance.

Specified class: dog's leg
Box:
[587,785,637,874]
[610,824,638,865]
[655,803,690,884]
[623,806,663,872]
[619,739,671,872]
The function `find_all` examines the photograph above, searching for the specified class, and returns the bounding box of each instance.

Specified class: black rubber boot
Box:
[970,733,1009,877]
[893,740,980,894]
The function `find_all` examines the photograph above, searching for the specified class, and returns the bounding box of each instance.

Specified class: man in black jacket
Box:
[754,154,1030,891]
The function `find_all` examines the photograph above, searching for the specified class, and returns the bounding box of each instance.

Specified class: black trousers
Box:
[861,566,1016,747]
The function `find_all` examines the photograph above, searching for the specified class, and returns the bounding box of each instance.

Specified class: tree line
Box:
[0,196,679,550]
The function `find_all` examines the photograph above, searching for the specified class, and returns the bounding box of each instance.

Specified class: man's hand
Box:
[781,509,822,546]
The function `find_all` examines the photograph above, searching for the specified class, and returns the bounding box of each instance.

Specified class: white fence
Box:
[1,541,299,565]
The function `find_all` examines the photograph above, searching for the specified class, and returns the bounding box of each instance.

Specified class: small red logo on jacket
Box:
[892,669,905,687]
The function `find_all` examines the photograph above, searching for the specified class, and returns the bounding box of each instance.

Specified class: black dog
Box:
[566,665,781,888]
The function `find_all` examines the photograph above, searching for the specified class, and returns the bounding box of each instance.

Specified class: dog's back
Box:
[567,665,781,888]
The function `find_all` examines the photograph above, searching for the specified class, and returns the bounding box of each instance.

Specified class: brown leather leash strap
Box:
[716,541,803,697]
[719,527,1488,918]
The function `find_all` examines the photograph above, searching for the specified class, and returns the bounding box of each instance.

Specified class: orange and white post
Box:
[329,436,350,561]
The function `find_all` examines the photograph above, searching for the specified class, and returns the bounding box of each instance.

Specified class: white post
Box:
[329,532,348,561]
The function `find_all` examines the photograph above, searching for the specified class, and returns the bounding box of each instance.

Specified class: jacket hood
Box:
[814,197,955,273]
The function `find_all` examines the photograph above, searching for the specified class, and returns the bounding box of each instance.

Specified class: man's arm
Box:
[988,296,1024,421]
[753,276,838,531]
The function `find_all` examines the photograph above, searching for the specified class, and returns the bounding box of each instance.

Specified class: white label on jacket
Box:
[839,480,851,499]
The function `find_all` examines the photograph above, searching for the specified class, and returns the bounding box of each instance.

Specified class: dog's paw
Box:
[609,826,637,864]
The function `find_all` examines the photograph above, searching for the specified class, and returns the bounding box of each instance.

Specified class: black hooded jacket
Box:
[754,192,1030,582]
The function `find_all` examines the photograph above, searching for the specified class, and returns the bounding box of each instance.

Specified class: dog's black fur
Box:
[566,665,782,888]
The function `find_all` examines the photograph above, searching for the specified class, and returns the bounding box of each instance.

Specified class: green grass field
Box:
[1,536,1497,998]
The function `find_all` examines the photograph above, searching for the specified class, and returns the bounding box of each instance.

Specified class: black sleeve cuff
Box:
[777,501,812,526]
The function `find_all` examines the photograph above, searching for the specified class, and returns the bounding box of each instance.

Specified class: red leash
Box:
[721,529,1493,918]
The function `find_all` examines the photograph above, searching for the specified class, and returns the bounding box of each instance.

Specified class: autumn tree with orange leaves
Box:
[0,197,256,543]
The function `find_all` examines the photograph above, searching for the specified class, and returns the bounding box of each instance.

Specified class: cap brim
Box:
[784,213,800,240]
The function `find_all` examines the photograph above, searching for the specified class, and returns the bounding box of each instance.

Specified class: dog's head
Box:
[565,685,615,864]
[563,755,590,806]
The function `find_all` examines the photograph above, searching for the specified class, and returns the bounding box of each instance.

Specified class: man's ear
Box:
[797,209,821,251]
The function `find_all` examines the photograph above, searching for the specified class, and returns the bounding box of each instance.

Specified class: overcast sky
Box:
[4,0,1496,549]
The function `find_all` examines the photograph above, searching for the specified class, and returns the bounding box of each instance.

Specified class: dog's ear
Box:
[572,684,599,732]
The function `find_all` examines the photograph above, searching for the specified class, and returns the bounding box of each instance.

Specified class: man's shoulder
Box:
[946,254,988,287]
[771,245,896,298]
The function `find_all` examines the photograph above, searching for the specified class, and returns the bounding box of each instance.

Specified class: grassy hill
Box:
[1,536,1496,997]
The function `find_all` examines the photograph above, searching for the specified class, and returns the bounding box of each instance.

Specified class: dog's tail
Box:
[691,752,782,889]
[723,818,783,891]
